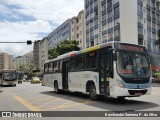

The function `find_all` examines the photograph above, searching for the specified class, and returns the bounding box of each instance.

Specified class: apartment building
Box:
[33,38,48,73]
[14,52,33,70]
[48,19,71,49]
[70,10,86,49]
[0,52,14,70]
[85,0,160,70]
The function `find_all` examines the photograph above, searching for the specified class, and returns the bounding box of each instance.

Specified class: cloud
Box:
[3,0,84,24]
[0,0,84,57]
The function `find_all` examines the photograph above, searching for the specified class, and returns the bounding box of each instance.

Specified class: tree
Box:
[48,40,80,59]
[48,48,58,59]
[155,29,160,48]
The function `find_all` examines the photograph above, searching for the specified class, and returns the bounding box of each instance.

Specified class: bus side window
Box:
[75,55,84,70]
[44,64,48,73]
[86,51,97,69]
[69,57,75,71]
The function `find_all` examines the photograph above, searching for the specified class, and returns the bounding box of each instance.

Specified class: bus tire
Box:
[13,84,16,87]
[89,84,98,101]
[54,82,60,94]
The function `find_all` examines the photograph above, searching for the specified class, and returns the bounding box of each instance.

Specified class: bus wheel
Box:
[89,84,98,101]
[54,82,60,94]
[14,84,16,87]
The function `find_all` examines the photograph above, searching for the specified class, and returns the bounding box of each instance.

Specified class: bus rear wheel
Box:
[54,82,60,94]
[89,84,98,101]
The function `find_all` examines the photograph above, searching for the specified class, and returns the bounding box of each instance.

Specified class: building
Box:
[33,40,41,70]
[0,52,14,70]
[40,38,48,73]
[33,38,48,73]
[85,0,160,70]
[70,10,86,49]
[48,19,71,49]
[14,52,33,70]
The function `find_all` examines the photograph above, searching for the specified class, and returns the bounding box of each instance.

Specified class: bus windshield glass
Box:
[117,51,150,79]
[3,71,17,80]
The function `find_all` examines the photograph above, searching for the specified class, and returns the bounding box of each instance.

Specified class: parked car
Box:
[31,77,41,84]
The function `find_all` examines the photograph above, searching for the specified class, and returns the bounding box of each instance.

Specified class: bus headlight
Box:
[116,79,125,88]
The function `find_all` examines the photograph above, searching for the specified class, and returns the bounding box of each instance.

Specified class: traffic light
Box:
[27,40,32,45]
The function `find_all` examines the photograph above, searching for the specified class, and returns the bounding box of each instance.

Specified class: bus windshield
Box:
[3,71,17,80]
[117,51,151,79]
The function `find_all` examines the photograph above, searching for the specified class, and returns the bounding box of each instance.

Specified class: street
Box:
[0,82,160,120]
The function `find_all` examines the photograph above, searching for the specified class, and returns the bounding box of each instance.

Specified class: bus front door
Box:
[62,61,69,90]
[99,54,110,95]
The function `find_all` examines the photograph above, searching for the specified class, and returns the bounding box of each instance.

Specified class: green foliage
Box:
[48,48,58,59]
[18,64,36,73]
[48,40,80,59]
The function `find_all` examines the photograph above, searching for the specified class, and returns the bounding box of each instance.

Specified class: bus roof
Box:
[45,41,146,63]
[45,42,115,63]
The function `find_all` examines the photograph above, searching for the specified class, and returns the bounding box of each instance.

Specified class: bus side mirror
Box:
[113,53,117,61]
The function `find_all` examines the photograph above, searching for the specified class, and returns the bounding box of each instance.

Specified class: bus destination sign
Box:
[115,43,145,52]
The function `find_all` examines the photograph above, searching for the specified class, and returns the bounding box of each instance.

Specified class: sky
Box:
[0,0,84,57]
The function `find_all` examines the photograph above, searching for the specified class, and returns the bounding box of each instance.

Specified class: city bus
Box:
[43,42,151,100]
[0,69,18,86]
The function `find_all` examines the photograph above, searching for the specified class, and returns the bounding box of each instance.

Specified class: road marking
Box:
[14,96,41,111]
[45,100,94,110]
[38,98,62,107]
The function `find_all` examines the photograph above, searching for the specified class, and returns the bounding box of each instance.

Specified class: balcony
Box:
[138,22,143,28]
[102,10,106,16]
[101,0,106,6]
[107,6,112,12]
[114,24,120,30]
[113,2,119,9]
[114,36,120,41]
[147,4,151,10]
[114,13,120,20]
[152,28,156,33]
[137,0,143,6]
[107,17,112,22]
[138,34,144,40]
[102,30,107,36]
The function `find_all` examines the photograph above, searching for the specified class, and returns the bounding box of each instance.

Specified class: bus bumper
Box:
[2,81,16,86]
[113,86,151,98]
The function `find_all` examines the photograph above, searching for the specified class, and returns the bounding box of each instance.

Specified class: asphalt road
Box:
[0,82,160,120]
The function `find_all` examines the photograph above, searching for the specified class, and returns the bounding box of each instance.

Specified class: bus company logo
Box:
[2,112,11,117]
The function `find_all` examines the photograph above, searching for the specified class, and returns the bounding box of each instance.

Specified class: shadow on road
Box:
[40,90,159,111]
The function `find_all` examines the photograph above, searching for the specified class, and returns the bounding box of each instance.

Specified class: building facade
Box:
[14,53,33,70]
[0,52,14,70]
[70,10,86,49]
[85,0,160,70]
[33,40,41,70]
[33,38,48,73]
[39,38,48,73]
[48,19,71,49]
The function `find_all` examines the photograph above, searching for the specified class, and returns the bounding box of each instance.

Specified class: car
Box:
[31,77,41,84]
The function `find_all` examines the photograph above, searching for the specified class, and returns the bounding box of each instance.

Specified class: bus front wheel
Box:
[89,84,98,101]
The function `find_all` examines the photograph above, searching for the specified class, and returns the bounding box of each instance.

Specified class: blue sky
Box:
[0,0,83,57]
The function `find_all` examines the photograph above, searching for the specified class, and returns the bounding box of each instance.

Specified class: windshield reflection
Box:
[117,51,150,78]
[3,72,17,80]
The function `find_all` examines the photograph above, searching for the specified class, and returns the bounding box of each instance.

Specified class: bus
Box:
[17,72,25,84]
[43,42,151,100]
[0,69,18,86]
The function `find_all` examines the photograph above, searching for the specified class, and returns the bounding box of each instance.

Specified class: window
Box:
[113,0,119,5]
[69,57,75,71]
[44,64,48,73]
[114,7,119,15]
[114,18,119,26]
[108,11,112,18]
[54,61,61,72]
[114,29,120,37]
[48,62,53,73]
[75,55,84,70]
[138,16,143,24]
[138,27,143,35]
[108,22,112,29]
[147,20,151,26]
[85,51,97,69]
[108,32,113,39]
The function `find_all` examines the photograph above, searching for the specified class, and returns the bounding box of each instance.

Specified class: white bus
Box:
[0,69,18,86]
[43,42,151,100]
